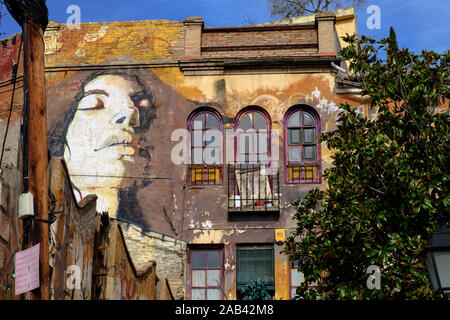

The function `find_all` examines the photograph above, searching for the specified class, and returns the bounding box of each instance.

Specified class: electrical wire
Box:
[0,35,22,167]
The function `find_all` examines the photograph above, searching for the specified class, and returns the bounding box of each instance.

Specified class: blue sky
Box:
[1,0,449,54]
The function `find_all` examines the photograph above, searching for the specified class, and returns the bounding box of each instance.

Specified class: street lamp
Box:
[424,215,450,295]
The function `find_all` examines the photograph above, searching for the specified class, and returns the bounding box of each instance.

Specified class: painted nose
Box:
[112,106,140,128]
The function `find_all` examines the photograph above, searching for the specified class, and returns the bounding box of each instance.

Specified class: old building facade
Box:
[0,7,373,299]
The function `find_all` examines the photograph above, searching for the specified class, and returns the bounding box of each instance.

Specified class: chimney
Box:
[316,12,336,56]
[183,17,203,59]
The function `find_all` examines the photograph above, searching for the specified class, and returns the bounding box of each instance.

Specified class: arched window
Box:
[188,108,223,185]
[231,107,276,210]
[235,107,271,165]
[284,106,321,183]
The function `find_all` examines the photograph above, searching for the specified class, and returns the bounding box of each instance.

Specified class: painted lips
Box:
[94,132,135,152]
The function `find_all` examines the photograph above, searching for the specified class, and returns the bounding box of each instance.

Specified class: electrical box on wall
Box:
[275,229,285,245]
[18,192,34,219]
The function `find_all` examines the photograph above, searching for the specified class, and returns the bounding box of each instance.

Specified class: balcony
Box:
[227,164,280,220]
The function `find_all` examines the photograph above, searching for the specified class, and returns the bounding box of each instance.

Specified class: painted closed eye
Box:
[78,97,105,111]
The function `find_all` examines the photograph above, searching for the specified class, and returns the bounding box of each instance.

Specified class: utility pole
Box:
[23,14,49,300]
[4,0,49,300]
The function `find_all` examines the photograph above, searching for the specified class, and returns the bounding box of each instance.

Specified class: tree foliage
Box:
[240,279,273,300]
[268,0,366,18]
[284,28,450,299]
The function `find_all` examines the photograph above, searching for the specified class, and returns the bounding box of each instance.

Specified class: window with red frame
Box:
[285,107,320,183]
[233,108,274,208]
[188,109,223,185]
[190,249,223,300]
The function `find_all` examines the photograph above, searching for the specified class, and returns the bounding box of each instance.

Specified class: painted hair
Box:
[48,71,157,158]
[47,70,158,230]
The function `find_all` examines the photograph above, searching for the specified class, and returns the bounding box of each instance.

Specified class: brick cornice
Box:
[179,56,340,75]
[201,43,318,52]
[203,23,316,33]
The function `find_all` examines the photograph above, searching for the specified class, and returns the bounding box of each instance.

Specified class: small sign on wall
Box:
[15,243,40,295]
[275,229,286,245]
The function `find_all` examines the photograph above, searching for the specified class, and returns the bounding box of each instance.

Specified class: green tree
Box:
[284,28,450,299]
[268,0,366,18]
[240,279,272,300]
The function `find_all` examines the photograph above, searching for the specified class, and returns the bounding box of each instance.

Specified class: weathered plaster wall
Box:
[95,221,157,300]
[119,222,187,300]
[44,20,185,66]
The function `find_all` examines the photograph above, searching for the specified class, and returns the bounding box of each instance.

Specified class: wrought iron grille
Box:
[286,163,320,183]
[228,164,280,213]
[188,165,222,185]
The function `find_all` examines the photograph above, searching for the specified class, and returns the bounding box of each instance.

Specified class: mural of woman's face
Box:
[64,74,149,189]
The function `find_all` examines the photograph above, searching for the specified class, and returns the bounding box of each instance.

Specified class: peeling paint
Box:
[201,220,213,229]
[74,48,86,58]
[83,23,108,43]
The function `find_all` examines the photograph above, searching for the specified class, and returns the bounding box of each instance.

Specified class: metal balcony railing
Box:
[228,164,280,214]
[286,163,320,184]
[188,165,222,185]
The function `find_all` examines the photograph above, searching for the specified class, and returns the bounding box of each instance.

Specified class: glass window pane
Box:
[290,269,304,286]
[264,249,274,283]
[192,130,203,147]
[236,247,274,287]
[236,250,249,285]
[303,128,315,144]
[192,270,206,287]
[257,153,268,165]
[288,129,301,145]
[206,113,219,129]
[242,135,251,154]
[303,146,316,161]
[205,129,220,147]
[302,112,315,127]
[207,289,221,300]
[192,288,205,300]
[192,147,204,164]
[205,133,217,147]
[434,251,450,288]
[288,147,301,162]
[204,147,219,165]
[257,133,268,154]
[238,114,252,131]
[207,270,221,287]
[207,251,220,268]
[254,112,267,130]
[192,251,205,268]
[193,115,204,129]
[288,111,300,127]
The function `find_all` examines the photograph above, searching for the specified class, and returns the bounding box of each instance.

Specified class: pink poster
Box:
[15,243,40,295]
